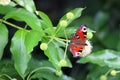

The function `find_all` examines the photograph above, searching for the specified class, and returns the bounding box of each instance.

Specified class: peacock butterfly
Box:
[68,24,92,57]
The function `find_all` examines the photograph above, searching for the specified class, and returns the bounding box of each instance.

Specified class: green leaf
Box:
[25,30,43,54]
[24,0,36,13]
[0,23,8,60]
[8,1,17,7]
[56,27,76,38]
[44,40,72,70]
[86,65,120,80]
[27,58,74,80]
[0,59,21,79]
[59,8,84,25]
[4,8,43,32]
[27,58,57,80]
[14,0,24,6]
[10,29,31,78]
[43,27,56,35]
[28,58,54,71]
[38,11,54,35]
[77,49,120,69]
[14,0,36,12]
[0,5,16,14]
[31,69,58,80]
[56,8,84,37]
[38,11,53,28]
[31,71,75,80]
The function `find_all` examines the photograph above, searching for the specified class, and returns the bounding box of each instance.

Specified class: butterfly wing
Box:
[68,43,85,57]
[68,24,88,57]
[70,24,87,44]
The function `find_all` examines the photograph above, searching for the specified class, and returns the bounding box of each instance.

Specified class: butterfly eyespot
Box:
[83,27,86,30]
[81,25,87,32]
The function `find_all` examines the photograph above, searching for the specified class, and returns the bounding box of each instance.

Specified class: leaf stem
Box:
[0,74,12,80]
[116,70,120,73]
[63,29,69,59]
[0,19,23,29]
[105,69,112,76]
[26,67,56,80]
[54,26,61,36]
[45,36,70,42]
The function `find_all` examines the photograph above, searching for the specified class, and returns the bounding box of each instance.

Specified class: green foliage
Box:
[44,40,72,70]
[0,23,8,60]
[0,0,84,79]
[77,50,120,69]
[0,0,120,80]
[10,29,31,78]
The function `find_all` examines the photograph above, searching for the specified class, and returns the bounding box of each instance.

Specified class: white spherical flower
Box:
[0,0,11,5]
[79,40,92,57]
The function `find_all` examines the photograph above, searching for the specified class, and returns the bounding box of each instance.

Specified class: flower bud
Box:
[110,70,117,76]
[100,75,107,80]
[60,59,67,67]
[66,12,74,20]
[59,20,67,27]
[87,32,93,39]
[55,70,63,76]
[40,43,48,50]
[11,78,17,80]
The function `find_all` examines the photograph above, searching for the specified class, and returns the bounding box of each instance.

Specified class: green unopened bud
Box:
[100,75,107,80]
[40,43,48,50]
[11,78,17,80]
[55,70,63,77]
[66,12,74,20]
[110,70,117,76]
[59,20,67,27]
[0,0,11,5]
[87,32,93,39]
[60,59,67,67]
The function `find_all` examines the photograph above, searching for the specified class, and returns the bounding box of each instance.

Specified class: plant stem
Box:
[45,36,70,42]
[54,26,61,36]
[0,19,23,29]
[0,74,12,80]
[26,67,56,80]
[105,69,112,76]
[63,29,69,59]
[116,70,120,73]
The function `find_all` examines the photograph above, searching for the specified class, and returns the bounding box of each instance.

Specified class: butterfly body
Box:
[68,24,92,57]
